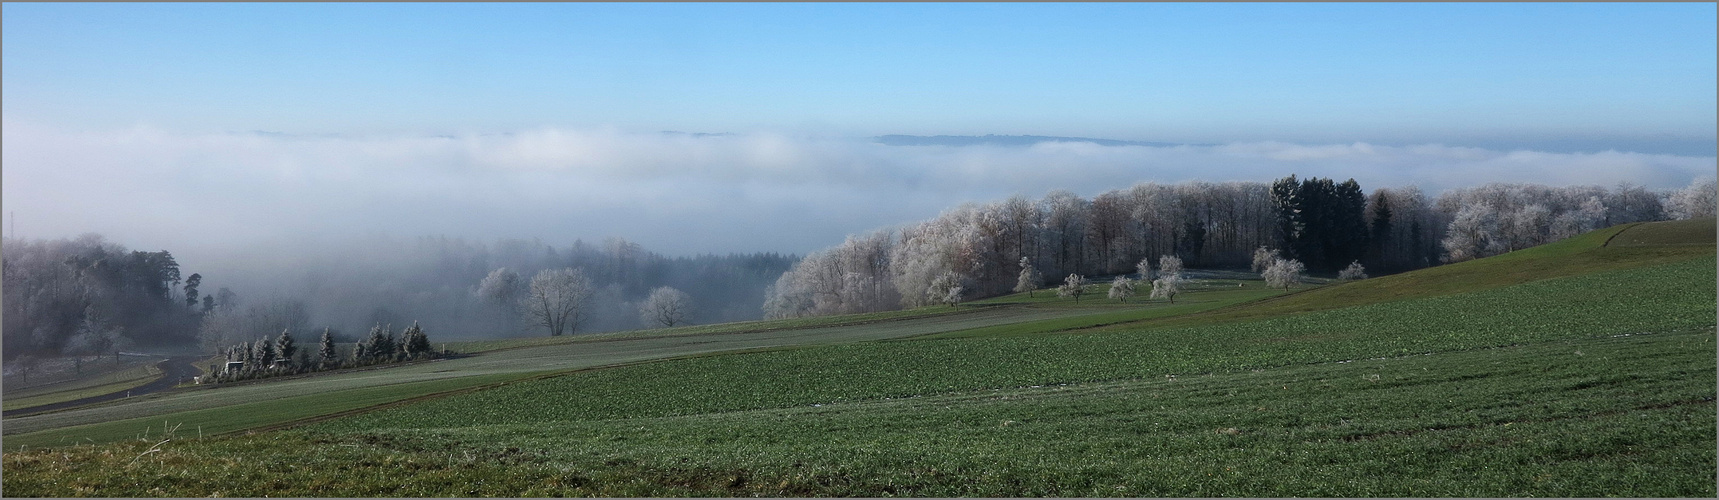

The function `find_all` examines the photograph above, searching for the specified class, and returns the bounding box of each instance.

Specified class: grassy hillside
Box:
[1,303,1102,444]
[1088,218,1714,332]
[6,220,1710,496]
[9,329,1707,497]
[316,256,1714,430]
[2,363,163,411]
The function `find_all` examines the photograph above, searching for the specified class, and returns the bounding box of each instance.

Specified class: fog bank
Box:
[4,121,1713,267]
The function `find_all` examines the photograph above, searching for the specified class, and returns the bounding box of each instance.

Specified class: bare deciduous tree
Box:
[639,286,693,328]
[523,268,594,336]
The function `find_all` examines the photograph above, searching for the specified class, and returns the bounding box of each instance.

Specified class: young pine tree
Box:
[318,328,338,368]
[401,322,433,359]
[275,329,297,369]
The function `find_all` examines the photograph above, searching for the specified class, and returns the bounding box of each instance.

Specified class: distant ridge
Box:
[874,134,1198,148]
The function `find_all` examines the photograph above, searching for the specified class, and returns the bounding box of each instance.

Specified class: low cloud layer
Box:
[4,121,1713,268]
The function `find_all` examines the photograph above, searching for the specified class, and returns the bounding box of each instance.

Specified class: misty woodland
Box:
[4,176,1712,362]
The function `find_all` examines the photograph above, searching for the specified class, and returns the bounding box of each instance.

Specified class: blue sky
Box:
[2,3,1716,263]
[5,2,1715,149]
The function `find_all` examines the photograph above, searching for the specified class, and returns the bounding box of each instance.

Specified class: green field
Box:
[2,363,163,412]
[2,219,1713,496]
[1,300,1115,442]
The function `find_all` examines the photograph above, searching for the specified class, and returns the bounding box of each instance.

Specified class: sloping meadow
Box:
[320,255,1716,431]
[4,252,1712,497]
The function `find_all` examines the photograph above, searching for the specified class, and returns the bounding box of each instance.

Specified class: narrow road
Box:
[2,356,203,418]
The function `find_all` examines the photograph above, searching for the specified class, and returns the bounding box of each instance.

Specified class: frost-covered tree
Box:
[941,283,966,307]
[1263,258,1306,290]
[1108,276,1135,302]
[1251,247,1280,273]
[318,328,337,367]
[764,230,898,317]
[360,324,396,362]
[1605,182,1664,225]
[400,321,433,358]
[523,268,594,336]
[274,329,297,368]
[71,306,121,361]
[639,286,693,328]
[1551,196,1607,240]
[1149,272,1182,303]
[761,279,815,320]
[1157,255,1184,280]
[253,335,277,369]
[1337,261,1368,281]
[1150,255,1186,303]
[1666,178,1718,220]
[476,267,525,311]
[928,272,966,308]
[1056,274,1090,302]
[1014,258,1043,297]
[1442,205,1504,263]
[1503,204,1552,251]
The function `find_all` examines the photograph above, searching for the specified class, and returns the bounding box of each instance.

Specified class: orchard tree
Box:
[1015,257,1043,297]
[639,286,693,328]
[1263,258,1307,290]
[1150,255,1186,303]
[1108,276,1135,302]
[1149,272,1182,304]
[928,272,965,308]
[524,268,594,336]
[1337,261,1368,281]
[1135,257,1153,281]
[1056,274,1090,302]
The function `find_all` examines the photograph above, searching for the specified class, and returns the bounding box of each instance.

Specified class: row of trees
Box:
[236,236,794,340]
[477,266,698,336]
[203,323,442,384]
[4,234,797,361]
[764,176,1716,319]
